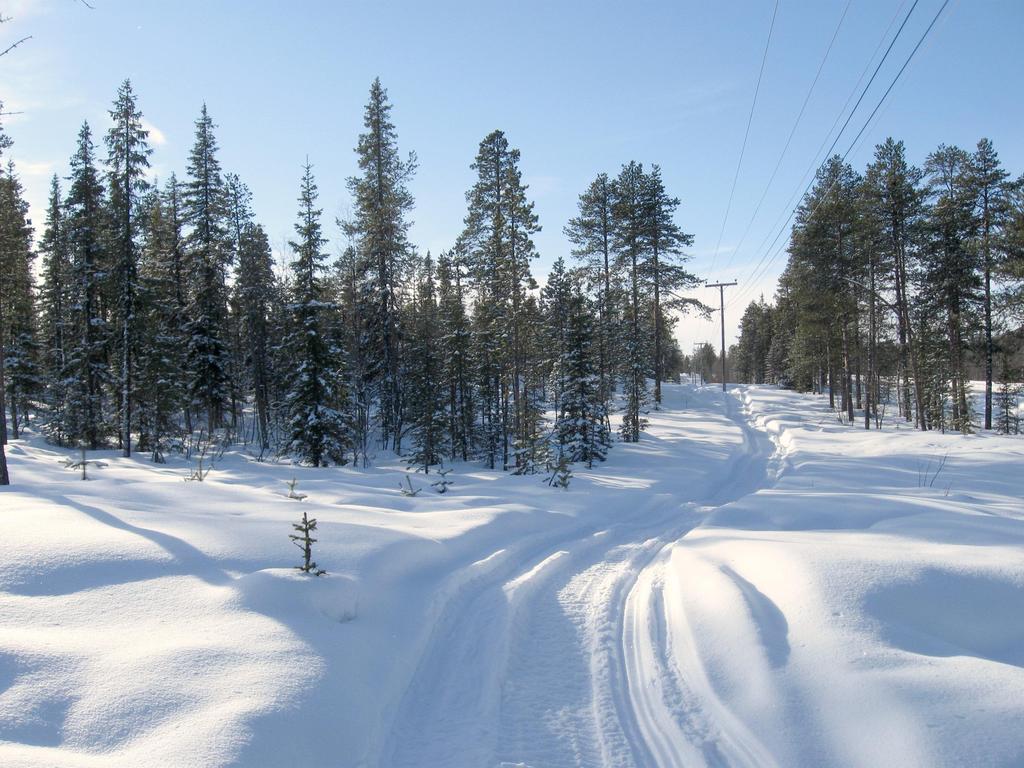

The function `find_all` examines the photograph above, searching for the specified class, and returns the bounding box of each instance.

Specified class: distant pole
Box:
[706,281,738,392]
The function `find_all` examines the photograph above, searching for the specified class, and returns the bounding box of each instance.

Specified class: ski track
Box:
[383,388,779,768]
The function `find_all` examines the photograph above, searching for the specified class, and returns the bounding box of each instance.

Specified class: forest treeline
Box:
[731,139,1024,434]
[0,78,705,485]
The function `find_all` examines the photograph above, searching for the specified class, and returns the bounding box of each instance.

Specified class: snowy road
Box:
[383,387,777,768]
[4,383,1024,768]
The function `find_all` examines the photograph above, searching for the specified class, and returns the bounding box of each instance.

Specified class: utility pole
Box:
[706,281,737,392]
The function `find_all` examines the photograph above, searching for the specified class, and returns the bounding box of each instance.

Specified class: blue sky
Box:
[2,0,1022,349]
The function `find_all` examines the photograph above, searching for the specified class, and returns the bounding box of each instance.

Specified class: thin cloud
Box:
[141,118,167,146]
[13,160,53,177]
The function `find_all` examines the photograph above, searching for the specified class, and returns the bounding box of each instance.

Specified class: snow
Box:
[1,383,1023,767]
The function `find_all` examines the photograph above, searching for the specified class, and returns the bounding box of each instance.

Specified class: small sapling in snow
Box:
[431,467,454,494]
[545,454,572,490]
[290,510,326,576]
[61,444,107,481]
[399,476,422,497]
[286,477,307,500]
[917,451,949,488]
[184,429,223,481]
[184,457,211,482]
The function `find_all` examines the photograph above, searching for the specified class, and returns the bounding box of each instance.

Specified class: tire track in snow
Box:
[382,387,780,767]
[617,389,782,768]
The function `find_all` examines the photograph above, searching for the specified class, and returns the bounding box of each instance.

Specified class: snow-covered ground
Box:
[1,384,1022,767]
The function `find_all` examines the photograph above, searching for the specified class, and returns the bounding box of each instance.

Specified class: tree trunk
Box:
[984,243,994,430]
[601,198,612,428]
[0,333,9,485]
[9,386,18,439]
[866,256,877,430]
[826,340,835,410]
[842,322,854,423]
[894,237,925,430]
[653,241,663,406]
[122,319,131,457]
[630,247,641,441]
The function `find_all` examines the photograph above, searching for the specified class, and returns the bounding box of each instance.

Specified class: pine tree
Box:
[641,165,699,405]
[461,129,541,469]
[105,79,152,456]
[734,298,774,384]
[64,121,111,450]
[183,105,232,434]
[612,161,650,442]
[863,138,925,428]
[1002,177,1024,322]
[540,257,573,408]
[512,294,549,476]
[922,144,979,433]
[345,78,416,452]
[282,161,350,466]
[967,139,1012,430]
[786,156,861,421]
[565,173,617,423]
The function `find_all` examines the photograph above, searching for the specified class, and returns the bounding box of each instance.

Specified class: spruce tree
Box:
[105,79,152,456]
[554,285,608,468]
[345,78,416,452]
[0,108,9,485]
[436,250,473,462]
[333,244,371,466]
[0,160,39,440]
[994,354,1022,435]
[235,223,277,452]
[224,172,255,431]
[406,253,446,472]
[38,175,74,444]
[64,121,111,450]
[134,184,190,460]
[183,105,232,434]
[282,161,350,466]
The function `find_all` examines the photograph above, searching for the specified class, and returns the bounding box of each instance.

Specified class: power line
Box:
[812,0,923,180]
[707,0,780,278]
[841,0,950,158]
[728,105,887,309]
[721,0,854,274]
[722,0,911,305]
[727,0,950,311]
